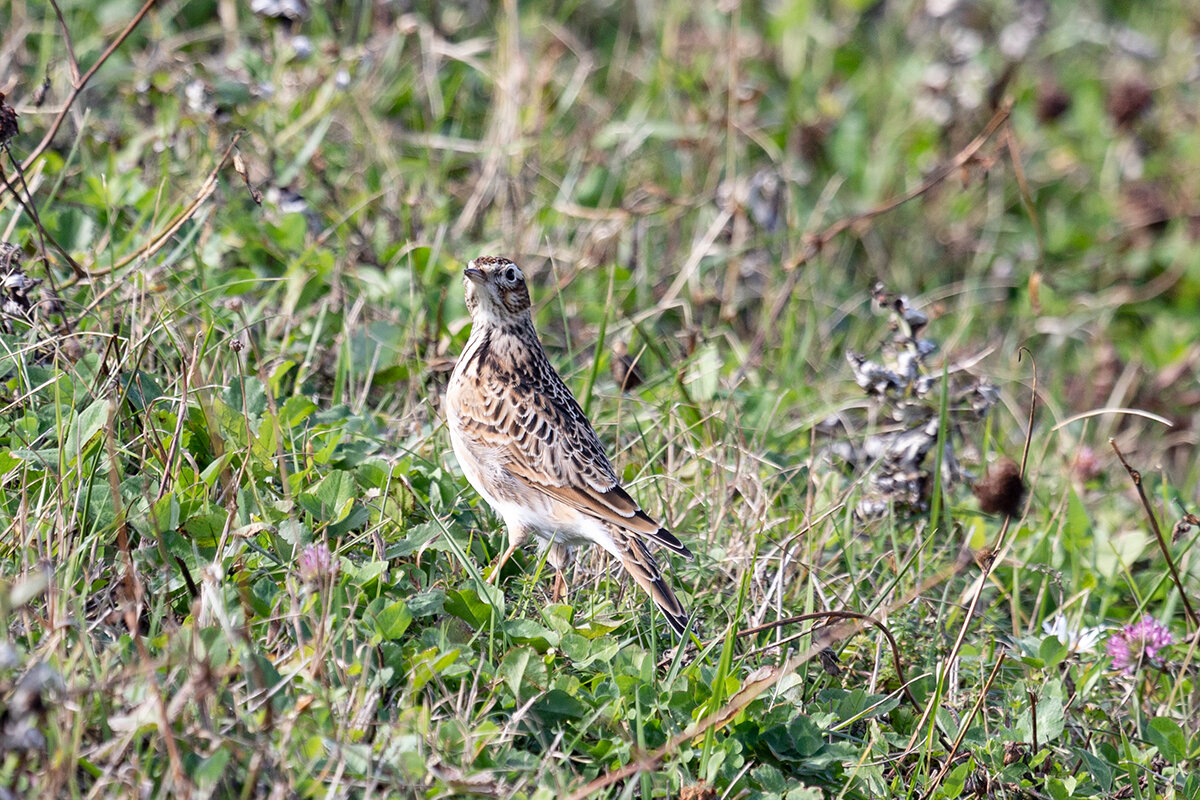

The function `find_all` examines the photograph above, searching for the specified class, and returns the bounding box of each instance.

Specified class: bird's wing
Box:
[454,348,691,558]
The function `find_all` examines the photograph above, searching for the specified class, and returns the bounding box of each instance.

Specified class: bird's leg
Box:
[486,541,519,584]
[548,540,570,603]
[487,525,530,583]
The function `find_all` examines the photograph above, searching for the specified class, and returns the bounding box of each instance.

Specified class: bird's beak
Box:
[464,267,486,284]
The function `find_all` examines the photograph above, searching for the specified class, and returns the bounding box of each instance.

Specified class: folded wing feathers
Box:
[464,342,692,565]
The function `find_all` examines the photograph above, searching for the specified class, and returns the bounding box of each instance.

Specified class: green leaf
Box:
[1145,717,1187,764]
[386,521,442,558]
[1047,776,1077,800]
[408,647,460,692]
[345,560,388,592]
[1073,747,1113,790]
[192,748,231,789]
[444,587,503,629]
[298,469,357,524]
[280,394,317,427]
[503,619,560,651]
[406,589,445,618]
[1016,678,1065,744]
[122,371,165,412]
[209,398,248,448]
[149,493,181,534]
[760,716,825,763]
[183,513,226,547]
[530,689,586,726]
[784,789,823,800]
[752,763,786,793]
[498,646,534,699]
[349,320,405,378]
[63,399,109,463]
[935,759,971,799]
[1038,635,1069,669]
[0,448,21,476]
[1064,487,1090,546]
[370,599,412,641]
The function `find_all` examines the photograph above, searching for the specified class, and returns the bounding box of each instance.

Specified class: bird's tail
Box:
[615,530,691,637]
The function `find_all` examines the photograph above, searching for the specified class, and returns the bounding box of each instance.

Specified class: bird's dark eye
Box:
[505,268,516,282]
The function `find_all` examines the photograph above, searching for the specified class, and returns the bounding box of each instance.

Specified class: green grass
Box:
[2,0,1199,797]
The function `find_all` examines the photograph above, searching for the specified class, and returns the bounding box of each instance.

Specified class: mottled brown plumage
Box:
[445,256,692,635]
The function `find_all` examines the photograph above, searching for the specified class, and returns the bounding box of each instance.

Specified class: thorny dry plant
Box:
[825,283,999,519]
[0,244,41,337]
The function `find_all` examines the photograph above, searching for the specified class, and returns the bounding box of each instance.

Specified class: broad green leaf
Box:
[752,763,786,793]
[386,521,442,558]
[503,619,560,651]
[344,560,388,592]
[1073,747,1113,791]
[192,748,230,789]
[530,689,586,726]
[499,646,534,699]
[0,449,21,475]
[148,493,181,534]
[1017,678,1065,744]
[785,789,824,800]
[1038,635,1069,669]
[935,760,971,799]
[408,647,460,692]
[370,599,412,641]
[407,589,445,618]
[63,399,109,463]
[760,715,824,763]
[444,587,502,629]
[183,513,226,547]
[1050,776,1077,800]
[298,469,357,524]
[280,394,317,427]
[1145,717,1187,764]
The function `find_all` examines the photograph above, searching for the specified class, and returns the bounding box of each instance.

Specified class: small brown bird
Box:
[444,256,693,635]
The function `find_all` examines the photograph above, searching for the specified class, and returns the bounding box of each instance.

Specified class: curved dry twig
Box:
[1017,346,1036,479]
[736,609,933,724]
[1110,440,1200,628]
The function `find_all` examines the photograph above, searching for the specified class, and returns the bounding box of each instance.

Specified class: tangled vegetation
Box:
[1,0,1198,797]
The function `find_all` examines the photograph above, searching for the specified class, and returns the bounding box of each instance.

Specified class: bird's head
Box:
[463,256,532,324]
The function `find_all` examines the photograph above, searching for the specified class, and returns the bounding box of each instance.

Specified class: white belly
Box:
[445,413,618,556]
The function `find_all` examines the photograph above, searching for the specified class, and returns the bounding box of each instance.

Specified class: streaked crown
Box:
[463,256,532,322]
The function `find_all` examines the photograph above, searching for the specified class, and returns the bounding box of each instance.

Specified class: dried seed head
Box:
[0,93,18,145]
[972,459,1027,517]
[1003,741,1027,766]
[1036,81,1071,123]
[1106,78,1152,129]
